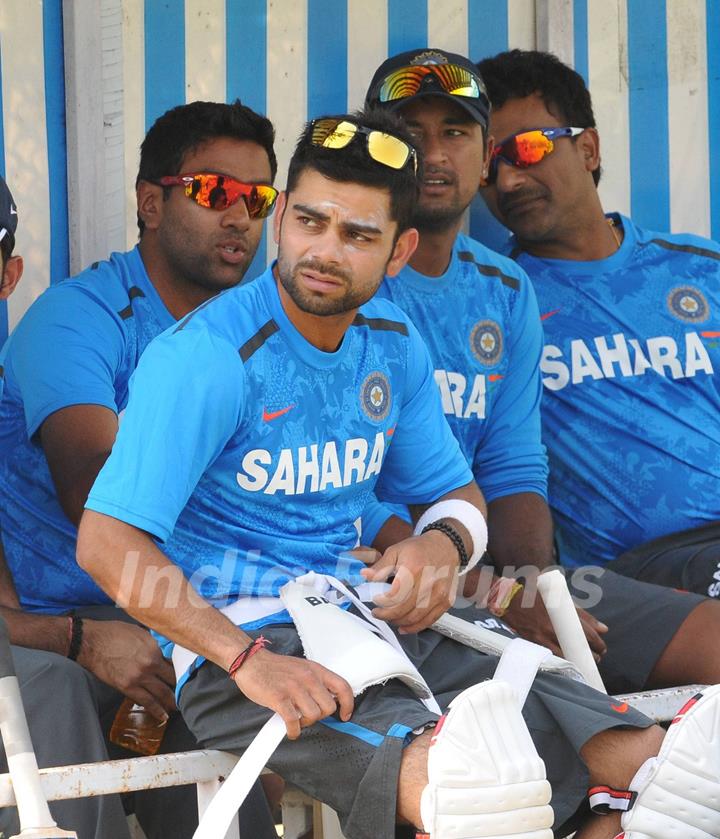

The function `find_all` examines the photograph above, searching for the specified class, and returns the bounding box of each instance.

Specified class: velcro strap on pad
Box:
[588,785,637,814]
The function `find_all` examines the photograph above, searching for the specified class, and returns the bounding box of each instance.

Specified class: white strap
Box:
[492,637,552,708]
[192,713,286,839]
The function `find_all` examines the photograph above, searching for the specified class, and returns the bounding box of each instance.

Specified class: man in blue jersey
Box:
[71,108,708,839]
[361,50,570,650]
[478,50,720,634]
[0,177,133,839]
[0,100,279,838]
[363,48,720,695]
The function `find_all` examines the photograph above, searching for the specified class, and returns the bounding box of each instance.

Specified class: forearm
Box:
[372,515,413,553]
[1,607,71,655]
[77,511,253,670]
[486,492,554,574]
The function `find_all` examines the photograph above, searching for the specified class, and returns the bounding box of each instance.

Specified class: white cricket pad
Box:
[620,684,720,839]
[279,577,436,706]
[419,680,554,839]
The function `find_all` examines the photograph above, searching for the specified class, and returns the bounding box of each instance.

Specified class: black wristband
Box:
[67,615,84,661]
[421,521,469,568]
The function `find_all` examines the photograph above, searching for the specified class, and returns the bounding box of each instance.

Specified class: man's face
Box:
[146,136,273,291]
[482,93,598,244]
[398,97,489,232]
[274,168,410,316]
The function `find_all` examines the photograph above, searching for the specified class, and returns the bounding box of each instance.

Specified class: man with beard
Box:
[0,99,279,838]
[362,48,720,697]
[74,107,720,839]
[477,49,720,596]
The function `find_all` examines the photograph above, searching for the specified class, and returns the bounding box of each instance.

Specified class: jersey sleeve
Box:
[473,273,548,501]
[375,321,473,503]
[360,493,411,545]
[7,286,126,436]
[85,327,245,542]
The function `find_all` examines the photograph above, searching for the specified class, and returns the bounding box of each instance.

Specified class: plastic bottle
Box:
[109,697,168,756]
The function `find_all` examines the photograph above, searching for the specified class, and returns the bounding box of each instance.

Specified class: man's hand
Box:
[78,620,177,721]
[361,530,461,634]
[233,650,354,740]
[502,594,608,661]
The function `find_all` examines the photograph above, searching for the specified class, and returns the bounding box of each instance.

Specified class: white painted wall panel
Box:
[666,0,710,235]
[0,0,52,331]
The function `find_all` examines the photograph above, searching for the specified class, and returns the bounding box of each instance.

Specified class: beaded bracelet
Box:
[228,635,271,679]
[421,520,470,568]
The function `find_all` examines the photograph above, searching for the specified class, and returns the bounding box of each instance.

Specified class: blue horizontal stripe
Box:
[320,716,384,747]
[386,722,412,740]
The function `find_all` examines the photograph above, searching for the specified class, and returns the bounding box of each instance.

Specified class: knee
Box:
[582,724,665,789]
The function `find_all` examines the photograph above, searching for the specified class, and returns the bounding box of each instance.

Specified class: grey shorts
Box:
[565,566,706,694]
[179,616,651,839]
[607,521,720,598]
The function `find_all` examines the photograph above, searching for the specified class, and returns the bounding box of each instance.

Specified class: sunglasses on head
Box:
[376,62,485,104]
[157,173,278,218]
[488,126,585,183]
[310,118,418,173]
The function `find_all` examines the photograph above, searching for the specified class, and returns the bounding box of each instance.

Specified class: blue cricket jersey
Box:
[362,233,548,543]
[86,266,472,600]
[0,247,175,612]
[516,213,720,567]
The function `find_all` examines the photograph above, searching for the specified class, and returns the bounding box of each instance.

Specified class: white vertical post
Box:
[535,0,574,66]
[62,0,112,273]
[196,779,240,839]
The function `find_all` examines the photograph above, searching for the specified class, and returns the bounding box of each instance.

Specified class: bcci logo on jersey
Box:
[667,286,710,323]
[361,372,391,421]
[470,320,503,366]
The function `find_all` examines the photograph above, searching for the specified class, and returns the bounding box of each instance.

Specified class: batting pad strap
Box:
[414,500,488,574]
[588,785,637,814]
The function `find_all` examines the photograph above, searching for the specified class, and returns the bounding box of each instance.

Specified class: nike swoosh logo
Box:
[540,309,560,321]
[262,405,295,422]
[610,701,629,714]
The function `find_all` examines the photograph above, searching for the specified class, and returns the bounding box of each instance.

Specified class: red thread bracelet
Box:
[228,636,270,679]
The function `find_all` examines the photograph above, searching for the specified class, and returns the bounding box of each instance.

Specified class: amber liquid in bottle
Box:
[109,697,168,756]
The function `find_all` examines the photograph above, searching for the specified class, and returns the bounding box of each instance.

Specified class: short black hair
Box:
[286,108,420,233]
[136,99,277,234]
[478,49,601,186]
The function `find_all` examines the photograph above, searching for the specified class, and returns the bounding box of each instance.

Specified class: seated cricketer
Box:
[76,108,720,839]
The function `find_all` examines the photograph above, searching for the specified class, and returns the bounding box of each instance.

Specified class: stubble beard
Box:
[276,254,377,316]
